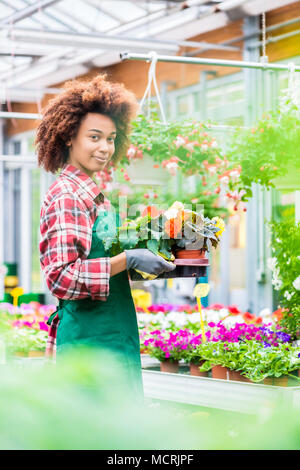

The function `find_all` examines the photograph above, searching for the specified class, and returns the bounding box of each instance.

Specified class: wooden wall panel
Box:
[5,2,300,137]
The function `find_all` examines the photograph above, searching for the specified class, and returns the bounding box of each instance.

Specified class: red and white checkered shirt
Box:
[40,164,112,359]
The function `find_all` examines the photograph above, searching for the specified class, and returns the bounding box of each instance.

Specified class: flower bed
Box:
[140,320,300,386]
[0,302,55,358]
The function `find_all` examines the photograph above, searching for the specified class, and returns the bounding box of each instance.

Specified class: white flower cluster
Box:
[267,257,283,291]
[293,275,300,291]
[137,307,275,330]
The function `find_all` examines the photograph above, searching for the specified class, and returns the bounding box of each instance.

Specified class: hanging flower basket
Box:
[126,153,170,185]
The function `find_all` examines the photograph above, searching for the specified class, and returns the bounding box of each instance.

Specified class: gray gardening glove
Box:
[125,248,176,276]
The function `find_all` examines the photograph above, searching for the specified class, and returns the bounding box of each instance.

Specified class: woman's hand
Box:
[124,248,176,276]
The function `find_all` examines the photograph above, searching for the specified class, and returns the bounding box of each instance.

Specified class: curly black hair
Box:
[35,73,138,173]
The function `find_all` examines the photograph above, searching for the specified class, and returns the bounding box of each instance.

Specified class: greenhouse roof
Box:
[0,0,296,102]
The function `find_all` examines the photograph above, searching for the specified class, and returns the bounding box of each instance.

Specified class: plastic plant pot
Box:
[189,361,207,377]
[160,360,179,373]
[228,370,251,383]
[211,365,229,380]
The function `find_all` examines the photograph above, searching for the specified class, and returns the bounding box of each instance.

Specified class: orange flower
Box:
[165,218,182,239]
[142,206,160,218]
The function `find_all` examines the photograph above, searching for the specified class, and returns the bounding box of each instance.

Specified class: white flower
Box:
[284,291,295,301]
[211,140,218,148]
[292,276,300,290]
[220,176,229,185]
[164,208,179,220]
[267,257,277,271]
[258,308,271,318]
[201,143,208,151]
[276,238,282,243]
[229,170,240,182]
[174,136,186,148]
[272,278,283,290]
[185,142,195,152]
[287,258,291,265]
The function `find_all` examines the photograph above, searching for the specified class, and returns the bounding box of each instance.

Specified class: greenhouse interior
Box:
[1,0,300,452]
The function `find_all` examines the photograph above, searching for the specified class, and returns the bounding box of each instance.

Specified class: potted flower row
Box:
[186,340,300,386]
[142,324,300,386]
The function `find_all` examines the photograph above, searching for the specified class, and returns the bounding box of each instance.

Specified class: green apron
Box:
[53,210,143,399]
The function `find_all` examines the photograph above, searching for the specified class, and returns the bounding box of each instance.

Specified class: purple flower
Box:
[263,341,271,348]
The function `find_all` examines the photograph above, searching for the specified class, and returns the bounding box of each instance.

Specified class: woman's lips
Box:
[94,156,107,163]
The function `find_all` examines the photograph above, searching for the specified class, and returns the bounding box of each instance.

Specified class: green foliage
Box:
[268,221,300,339]
[0,348,300,449]
[196,340,300,383]
[121,113,222,176]
[227,106,300,198]
[2,327,48,356]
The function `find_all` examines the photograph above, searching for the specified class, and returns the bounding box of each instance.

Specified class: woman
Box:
[37,74,175,399]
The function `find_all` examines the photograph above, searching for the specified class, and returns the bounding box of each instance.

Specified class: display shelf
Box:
[141,356,300,415]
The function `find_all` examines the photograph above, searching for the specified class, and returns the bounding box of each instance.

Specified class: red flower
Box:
[243,312,255,322]
[228,305,241,315]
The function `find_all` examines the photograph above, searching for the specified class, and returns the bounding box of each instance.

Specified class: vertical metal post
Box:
[0,118,4,301]
[244,15,261,313]
[7,169,15,262]
[19,135,32,293]
[244,16,276,314]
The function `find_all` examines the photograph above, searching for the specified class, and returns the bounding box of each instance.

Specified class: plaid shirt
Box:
[40,164,112,359]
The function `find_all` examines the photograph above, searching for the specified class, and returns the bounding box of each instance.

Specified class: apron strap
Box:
[46,299,63,326]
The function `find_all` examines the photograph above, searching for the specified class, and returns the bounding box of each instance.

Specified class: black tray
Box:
[129,258,209,280]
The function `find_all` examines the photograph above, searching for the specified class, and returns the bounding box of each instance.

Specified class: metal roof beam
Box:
[0,0,62,26]
[1,26,239,52]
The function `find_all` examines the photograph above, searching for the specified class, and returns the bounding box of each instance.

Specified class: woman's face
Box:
[67,113,117,178]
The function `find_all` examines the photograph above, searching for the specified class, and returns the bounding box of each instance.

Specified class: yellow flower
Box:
[212,216,225,238]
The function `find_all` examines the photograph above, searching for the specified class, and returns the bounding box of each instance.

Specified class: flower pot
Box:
[126,154,170,185]
[263,376,289,387]
[160,360,179,373]
[211,365,228,380]
[28,350,45,358]
[175,249,206,260]
[190,361,207,377]
[228,370,251,383]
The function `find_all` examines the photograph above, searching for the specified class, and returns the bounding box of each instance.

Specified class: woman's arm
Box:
[40,195,111,301]
[110,252,127,277]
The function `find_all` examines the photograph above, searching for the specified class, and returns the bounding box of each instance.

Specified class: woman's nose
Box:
[98,139,109,152]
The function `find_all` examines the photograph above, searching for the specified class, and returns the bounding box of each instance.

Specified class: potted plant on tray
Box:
[99,201,225,280]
